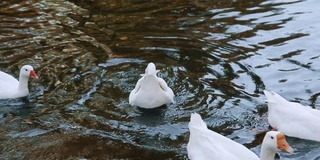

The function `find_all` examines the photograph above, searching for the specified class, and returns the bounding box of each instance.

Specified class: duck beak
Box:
[30,70,39,79]
[277,133,294,154]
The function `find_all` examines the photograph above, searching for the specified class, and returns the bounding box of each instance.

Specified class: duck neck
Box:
[260,145,276,160]
[18,75,29,93]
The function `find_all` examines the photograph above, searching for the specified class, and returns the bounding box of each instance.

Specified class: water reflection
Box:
[134,106,167,126]
[0,0,320,159]
[0,98,34,118]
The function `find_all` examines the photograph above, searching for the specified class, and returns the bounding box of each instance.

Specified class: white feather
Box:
[129,63,174,109]
[264,90,320,142]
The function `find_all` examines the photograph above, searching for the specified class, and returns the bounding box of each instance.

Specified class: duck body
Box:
[0,65,38,99]
[264,90,320,142]
[129,63,174,109]
[187,113,293,160]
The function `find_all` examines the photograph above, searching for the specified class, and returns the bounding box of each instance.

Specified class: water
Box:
[0,0,320,159]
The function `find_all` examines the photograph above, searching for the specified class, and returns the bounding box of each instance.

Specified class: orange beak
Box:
[30,70,39,79]
[277,133,294,154]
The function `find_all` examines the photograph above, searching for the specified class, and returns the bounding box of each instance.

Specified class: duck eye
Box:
[25,69,28,71]
[271,136,274,139]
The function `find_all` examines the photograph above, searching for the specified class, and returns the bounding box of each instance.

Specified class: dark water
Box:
[0,0,320,159]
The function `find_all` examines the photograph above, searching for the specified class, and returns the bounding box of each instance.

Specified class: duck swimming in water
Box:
[0,65,38,99]
[264,90,320,142]
[187,113,294,160]
[129,62,174,109]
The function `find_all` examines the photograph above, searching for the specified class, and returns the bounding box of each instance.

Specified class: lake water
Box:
[0,0,320,159]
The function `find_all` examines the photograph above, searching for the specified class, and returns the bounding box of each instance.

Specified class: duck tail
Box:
[189,113,207,129]
[263,90,277,103]
[264,90,289,104]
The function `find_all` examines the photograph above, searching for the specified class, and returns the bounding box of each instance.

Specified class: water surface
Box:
[0,0,320,159]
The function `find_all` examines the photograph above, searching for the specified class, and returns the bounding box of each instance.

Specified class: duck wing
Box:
[264,90,320,142]
[129,78,142,105]
[187,113,259,160]
[157,77,174,101]
[0,71,19,91]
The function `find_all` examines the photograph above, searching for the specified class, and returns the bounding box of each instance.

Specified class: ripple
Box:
[1,0,320,159]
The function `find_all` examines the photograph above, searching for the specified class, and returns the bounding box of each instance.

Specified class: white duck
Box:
[187,113,293,160]
[129,62,174,109]
[264,90,320,142]
[0,65,38,99]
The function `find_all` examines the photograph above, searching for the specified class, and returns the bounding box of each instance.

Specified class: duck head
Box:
[263,131,294,154]
[20,65,39,79]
